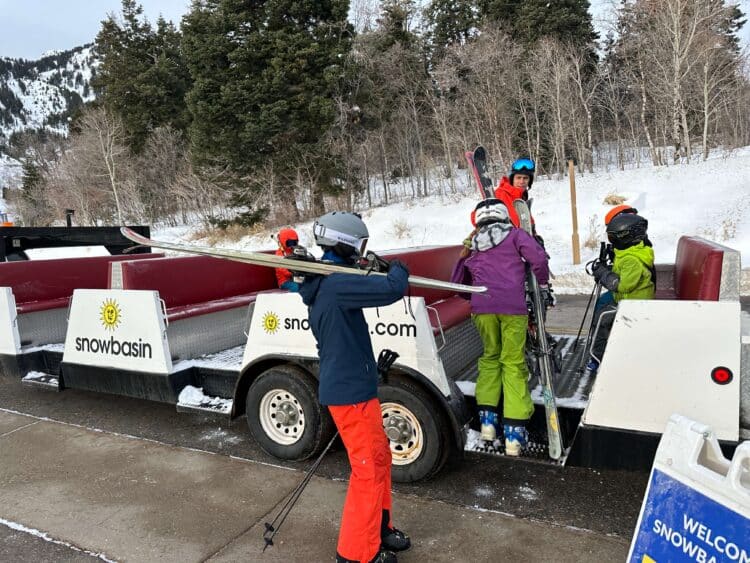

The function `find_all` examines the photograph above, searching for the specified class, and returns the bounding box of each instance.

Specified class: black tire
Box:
[246,365,335,461]
[378,375,451,483]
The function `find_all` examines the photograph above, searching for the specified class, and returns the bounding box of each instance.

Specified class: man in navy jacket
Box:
[299,211,410,563]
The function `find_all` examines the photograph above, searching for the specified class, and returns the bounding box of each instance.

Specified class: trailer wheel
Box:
[246,365,335,461]
[379,375,450,483]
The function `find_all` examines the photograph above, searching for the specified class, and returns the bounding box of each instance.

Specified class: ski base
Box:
[465,145,494,199]
[512,200,564,460]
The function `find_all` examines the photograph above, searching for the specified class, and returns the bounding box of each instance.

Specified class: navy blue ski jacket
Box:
[298,262,408,406]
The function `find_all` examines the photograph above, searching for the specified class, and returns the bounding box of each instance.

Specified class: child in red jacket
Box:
[274,227,300,291]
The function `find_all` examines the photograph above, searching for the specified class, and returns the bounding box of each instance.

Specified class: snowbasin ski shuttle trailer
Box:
[1,236,748,481]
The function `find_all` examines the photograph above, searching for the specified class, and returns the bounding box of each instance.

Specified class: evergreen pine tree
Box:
[424,0,478,61]
[480,0,597,47]
[94,0,190,153]
[182,0,353,218]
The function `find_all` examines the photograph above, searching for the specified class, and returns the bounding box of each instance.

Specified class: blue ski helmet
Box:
[509,157,535,187]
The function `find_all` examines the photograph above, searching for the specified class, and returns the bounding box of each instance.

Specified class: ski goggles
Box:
[313,224,369,256]
[285,239,299,248]
[511,158,535,173]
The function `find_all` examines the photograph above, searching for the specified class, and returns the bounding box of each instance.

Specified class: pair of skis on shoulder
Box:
[120,229,486,295]
[464,146,563,460]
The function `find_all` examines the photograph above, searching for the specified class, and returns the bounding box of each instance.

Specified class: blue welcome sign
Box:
[630,469,749,562]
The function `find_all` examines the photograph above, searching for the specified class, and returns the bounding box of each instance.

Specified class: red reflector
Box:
[711,367,733,385]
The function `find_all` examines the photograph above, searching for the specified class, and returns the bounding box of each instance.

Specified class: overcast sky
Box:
[1,0,748,61]
[0,0,191,60]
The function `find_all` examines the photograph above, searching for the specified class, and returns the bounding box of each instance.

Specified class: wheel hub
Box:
[384,415,413,443]
[275,401,299,425]
[381,402,424,466]
[258,389,305,446]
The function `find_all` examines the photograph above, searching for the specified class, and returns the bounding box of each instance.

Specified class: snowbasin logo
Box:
[73,297,153,359]
[263,311,280,334]
[100,299,122,331]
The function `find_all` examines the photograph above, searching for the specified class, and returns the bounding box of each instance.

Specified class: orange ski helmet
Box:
[604,204,638,226]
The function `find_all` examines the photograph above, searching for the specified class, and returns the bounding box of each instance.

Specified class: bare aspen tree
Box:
[534,39,575,176]
[85,107,128,224]
[568,45,600,172]
[44,107,136,225]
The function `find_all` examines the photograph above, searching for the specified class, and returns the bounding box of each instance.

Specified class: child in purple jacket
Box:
[451,199,549,455]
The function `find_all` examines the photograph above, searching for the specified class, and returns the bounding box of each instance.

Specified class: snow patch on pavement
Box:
[517,486,539,501]
[199,427,243,445]
[474,486,495,498]
[0,517,116,562]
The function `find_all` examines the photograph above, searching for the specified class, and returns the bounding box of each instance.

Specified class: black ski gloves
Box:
[593,264,620,292]
[286,245,316,262]
[361,252,410,277]
[539,284,556,308]
[362,251,392,273]
[377,349,400,385]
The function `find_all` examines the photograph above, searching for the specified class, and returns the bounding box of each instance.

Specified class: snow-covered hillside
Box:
[0,45,98,144]
[154,148,750,294]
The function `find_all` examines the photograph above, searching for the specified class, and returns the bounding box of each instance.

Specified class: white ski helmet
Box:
[474,198,509,228]
[313,211,369,258]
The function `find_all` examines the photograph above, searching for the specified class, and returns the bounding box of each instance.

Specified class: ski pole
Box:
[575,242,610,373]
[263,430,338,551]
[262,349,400,552]
[571,280,598,352]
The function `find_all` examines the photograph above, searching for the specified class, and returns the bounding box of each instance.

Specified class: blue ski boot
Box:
[478,409,499,441]
[583,358,600,378]
[503,424,528,457]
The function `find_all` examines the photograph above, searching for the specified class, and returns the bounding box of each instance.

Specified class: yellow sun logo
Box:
[262,311,280,334]
[100,299,122,331]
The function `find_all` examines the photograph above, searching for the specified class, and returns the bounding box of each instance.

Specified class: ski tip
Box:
[120,226,136,240]
[120,226,148,246]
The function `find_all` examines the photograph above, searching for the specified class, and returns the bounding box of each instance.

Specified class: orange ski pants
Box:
[328,398,393,562]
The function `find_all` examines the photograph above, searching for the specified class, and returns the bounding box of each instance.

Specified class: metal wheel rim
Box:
[259,388,305,445]
[381,402,424,465]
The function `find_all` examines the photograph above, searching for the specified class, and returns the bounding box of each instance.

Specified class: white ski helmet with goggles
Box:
[313,211,369,259]
[509,157,535,187]
[474,198,510,228]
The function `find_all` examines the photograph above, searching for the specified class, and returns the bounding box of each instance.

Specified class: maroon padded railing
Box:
[0,254,161,314]
[673,236,723,301]
[119,255,278,320]
[383,245,470,332]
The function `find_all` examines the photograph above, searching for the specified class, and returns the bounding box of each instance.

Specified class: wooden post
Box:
[568,159,581,265]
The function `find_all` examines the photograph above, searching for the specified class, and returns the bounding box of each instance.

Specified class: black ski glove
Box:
[539,284,556,308]
[377,349,400,385]
[594,264,620,292]
[286,245,316,262]
[592,262,611,282]
[363,251,392,273]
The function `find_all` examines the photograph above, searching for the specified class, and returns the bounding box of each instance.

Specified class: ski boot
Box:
[503,424,528,457]
[583,358,599,378]
[478,409,499,441]
[381,510,411,552]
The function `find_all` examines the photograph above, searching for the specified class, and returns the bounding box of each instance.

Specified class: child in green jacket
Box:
[585,213,655,376]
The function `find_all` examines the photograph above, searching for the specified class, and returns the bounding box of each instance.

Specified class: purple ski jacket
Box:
[450,228,549,315]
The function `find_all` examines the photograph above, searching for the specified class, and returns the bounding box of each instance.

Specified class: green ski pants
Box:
[472,313,534,423]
